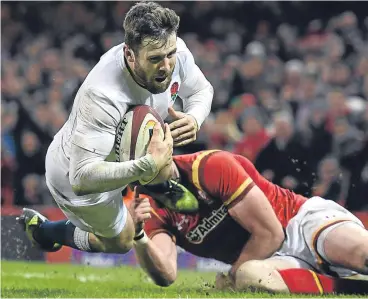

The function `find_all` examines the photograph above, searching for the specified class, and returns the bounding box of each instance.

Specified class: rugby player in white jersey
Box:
[17,2,214,255]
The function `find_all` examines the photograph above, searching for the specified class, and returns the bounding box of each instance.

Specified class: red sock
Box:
[278,269,334,294]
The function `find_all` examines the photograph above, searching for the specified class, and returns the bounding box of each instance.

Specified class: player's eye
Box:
[149,56,161,63]
[167,51,176,59]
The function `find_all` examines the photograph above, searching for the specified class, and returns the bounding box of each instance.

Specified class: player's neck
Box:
[124,56,146,89]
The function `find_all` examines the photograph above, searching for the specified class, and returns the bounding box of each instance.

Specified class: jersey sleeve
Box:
[144,198,177,243]
[176,38,213,128]
[72,87,126,156]
[196,151,256,209]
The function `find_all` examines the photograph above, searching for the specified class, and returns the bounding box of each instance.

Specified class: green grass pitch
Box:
[0,260,364,298]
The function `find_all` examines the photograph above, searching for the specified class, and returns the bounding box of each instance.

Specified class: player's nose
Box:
[160,57,171,72]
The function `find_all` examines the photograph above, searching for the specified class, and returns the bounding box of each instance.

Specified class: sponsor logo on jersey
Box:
[186,204,227,244]
[170,82,179,103]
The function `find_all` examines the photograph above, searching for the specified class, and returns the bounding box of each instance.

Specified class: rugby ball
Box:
[115,105,165,162]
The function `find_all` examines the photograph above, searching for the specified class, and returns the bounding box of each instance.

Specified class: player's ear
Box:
[124,46,135,63]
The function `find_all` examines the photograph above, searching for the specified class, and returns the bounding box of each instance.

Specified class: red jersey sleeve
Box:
[193,151,255,209]
[143,198,177,243]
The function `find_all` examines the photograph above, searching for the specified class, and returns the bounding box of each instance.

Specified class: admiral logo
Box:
[186,205,228,244]
[115,117,128,162]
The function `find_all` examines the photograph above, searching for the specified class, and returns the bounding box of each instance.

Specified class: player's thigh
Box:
[235,256,309,292]
[321,222,368,268]
[60,190,130,238]
[301,197,364,276]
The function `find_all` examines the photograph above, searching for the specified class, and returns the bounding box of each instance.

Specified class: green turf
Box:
[0,260,364,298]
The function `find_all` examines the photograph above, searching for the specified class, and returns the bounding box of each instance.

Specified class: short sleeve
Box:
[196,151,256,209]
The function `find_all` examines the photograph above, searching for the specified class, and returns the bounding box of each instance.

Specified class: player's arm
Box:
[129,190,178,287]
[177,39,213,128]
[202,152,284,279]
[69,88,171,195]
[134,232,178,287]
[169,39,213,146]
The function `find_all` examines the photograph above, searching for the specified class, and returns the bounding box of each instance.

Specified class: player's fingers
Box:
[141,213,152,220]
[138,206,152,214]
[169,117,188,131]
[171,122,196,139]
[174,136,196,147]
[136,201,151,210]
[168,106,182,119]
[173,130,195,143]
[164,123,173,143]
[151,122,163,141]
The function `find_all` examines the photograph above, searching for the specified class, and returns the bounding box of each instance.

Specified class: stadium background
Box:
[1,1,368,272]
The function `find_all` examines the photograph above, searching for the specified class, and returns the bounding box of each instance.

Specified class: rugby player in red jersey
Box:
[129,150,368,293]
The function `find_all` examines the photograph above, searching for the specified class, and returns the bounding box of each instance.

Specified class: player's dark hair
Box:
[123,2,180,54]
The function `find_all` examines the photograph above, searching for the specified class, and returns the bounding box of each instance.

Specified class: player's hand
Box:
[168,107,198,147]
[147,122,173,171]
[215,272,235,291]
[128,187,152,234]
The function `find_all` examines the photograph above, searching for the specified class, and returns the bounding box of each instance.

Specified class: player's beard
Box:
[134,62,173,94]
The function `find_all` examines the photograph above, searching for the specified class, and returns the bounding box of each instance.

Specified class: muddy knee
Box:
[235,260,289,293]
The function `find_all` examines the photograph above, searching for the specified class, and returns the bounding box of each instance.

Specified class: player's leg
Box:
[301,197,367,276]
[18,190,135,254]
[234,256,307,293]
[318,222,368,275]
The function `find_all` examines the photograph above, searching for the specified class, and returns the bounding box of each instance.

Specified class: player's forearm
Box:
[70,155,157,196]
[183,82,213,129]
[134,239,177,287]
[230,233,284,278]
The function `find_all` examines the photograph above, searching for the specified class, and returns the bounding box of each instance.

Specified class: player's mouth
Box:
[155,73,169,83]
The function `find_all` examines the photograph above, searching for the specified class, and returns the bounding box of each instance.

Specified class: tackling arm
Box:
[134,232,178,287]
[228,185,285,278]
[200,152,284,279]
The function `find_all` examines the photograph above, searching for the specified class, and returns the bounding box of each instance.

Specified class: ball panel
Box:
[115,110,133,162]
[115,105,165,163]
[130,105,165,160]
[134,114,164,160]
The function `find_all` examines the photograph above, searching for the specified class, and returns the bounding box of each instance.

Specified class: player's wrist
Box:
[134,229,149,245]
[138,154,159,185]
[186,114,199,132]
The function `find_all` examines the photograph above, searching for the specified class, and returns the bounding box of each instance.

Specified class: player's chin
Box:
[150,78,171,94]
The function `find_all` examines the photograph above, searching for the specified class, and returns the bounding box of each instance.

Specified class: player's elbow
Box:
[269,228,285,250]
[153,273,176,287]
[70,167,93,196]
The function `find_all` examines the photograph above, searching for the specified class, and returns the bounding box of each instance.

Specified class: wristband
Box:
[134,229,149,245]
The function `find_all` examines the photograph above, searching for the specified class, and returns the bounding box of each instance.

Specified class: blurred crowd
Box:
[2,2,368,210]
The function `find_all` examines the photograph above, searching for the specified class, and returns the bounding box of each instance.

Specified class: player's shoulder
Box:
[176,37,190,54]
[199,150,238,167]
[82,43,131,102]
[175,37,194,68]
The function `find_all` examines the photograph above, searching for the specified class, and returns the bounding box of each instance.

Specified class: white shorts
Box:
[45,144,128,238]
[274,196,364,278]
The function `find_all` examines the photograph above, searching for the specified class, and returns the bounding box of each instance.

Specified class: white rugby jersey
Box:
[45,37,213,202]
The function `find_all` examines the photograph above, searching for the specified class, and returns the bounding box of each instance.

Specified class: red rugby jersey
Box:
[144,150,307,264]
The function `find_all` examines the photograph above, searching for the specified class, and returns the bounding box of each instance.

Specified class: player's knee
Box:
[235,260,287,293]
[235,260,267,290]
[351,242,368,273]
